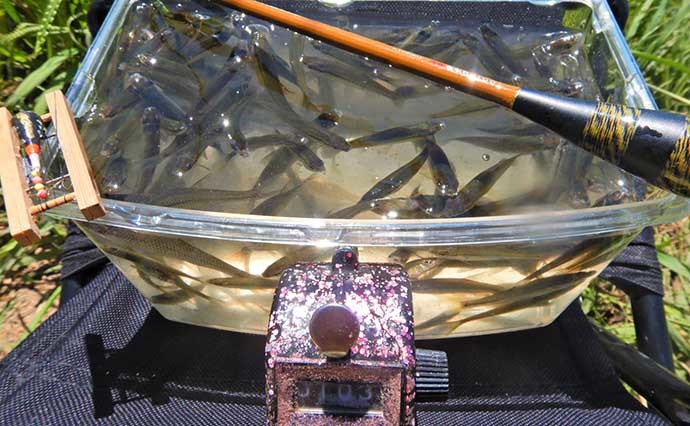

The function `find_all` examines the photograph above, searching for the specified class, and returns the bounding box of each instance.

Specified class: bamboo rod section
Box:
[29,192,77,216]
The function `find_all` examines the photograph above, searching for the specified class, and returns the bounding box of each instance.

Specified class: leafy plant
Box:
[0,0,91,113]
[627,0,690,113]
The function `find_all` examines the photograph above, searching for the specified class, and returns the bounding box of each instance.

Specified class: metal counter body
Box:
[265,260,415,424]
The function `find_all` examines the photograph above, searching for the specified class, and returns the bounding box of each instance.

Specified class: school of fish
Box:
[74,0,640,337]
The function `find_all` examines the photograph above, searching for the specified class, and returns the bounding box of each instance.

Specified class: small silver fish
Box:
[151,290,193,305]
[125,72,189,123]
[479,24,528,76]
[415,156,518,218]
[413,278,503,294]
[98,226,251,278]
[446,271,594,330]
[427,138,459,195]
[251,175,314,216]
[302,55,405,101]
[101,156,128,193]
[464,271,595,307]
[431,102,497,119]
[207,276,277,289]
[263,245,330,277]
[348,122,444,149]
[591,190,629,207]
[360,146,429,202]
[388,248,414,264]
[521,236,621,282]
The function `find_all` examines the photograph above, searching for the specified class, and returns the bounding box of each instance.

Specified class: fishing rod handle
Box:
[513,89,690,197]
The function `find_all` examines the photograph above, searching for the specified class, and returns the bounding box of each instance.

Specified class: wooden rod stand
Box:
[0,90,105,246]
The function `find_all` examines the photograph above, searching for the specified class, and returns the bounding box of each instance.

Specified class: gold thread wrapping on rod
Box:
[657,118,690,194]
[581,103,640,164]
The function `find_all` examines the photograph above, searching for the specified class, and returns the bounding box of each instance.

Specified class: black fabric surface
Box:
[60,222,109,281]
[0,264,669,425]
[600,227,665,296]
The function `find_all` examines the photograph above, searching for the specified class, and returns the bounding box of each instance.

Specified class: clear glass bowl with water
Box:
[47,0,690,337]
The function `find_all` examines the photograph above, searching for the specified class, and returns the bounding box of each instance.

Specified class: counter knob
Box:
[309,304,360,358]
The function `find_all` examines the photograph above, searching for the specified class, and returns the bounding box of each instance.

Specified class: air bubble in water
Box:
[482,154,491,161]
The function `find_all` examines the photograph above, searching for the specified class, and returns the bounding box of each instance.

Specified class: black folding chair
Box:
[1,1,689,424]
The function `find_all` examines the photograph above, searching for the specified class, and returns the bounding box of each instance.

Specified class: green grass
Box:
[626,0,690,113]
[0,0,688,382]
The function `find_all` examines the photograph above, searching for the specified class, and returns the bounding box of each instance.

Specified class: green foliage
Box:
[0,0,91,111]
[627,0,690,113]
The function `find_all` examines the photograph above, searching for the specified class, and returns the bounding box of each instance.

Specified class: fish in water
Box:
[288,33,324,113]
[117,187,264,209]
[151,290,194,305]
[459,32,522,84]
[197,42,250,107]
[445,271,595,330]
[263,245,330,277]
[125,72,189,123]
[252,30,300,88]
[388,248,414,264]
[464,271,595,307]
[397,23,437,49]
[538,32,584,56]
[137,106,162,192]
[222,96,252,156]
[479,24,528,76]
[405,257,473,280]
[288,142,326,173]
[348,122,444,149]
[100,136,124,158]
[311,40,395,83]
[207,276,277,288]
[132,52,202,91]
[253,146,299,192]
[591,190,629,207]
[199,69,254,121]
[426,137,459,195]
[414,156,518,218]
[252,53,349,152]
[256,132,325,173]
[98,226,250,278]
[416,271,594,331]
[101,156,128,193]
[476,122,545,137]
[413,278,503,294]
[520,236,622,282]
[252,140,323,192]
[466,187,550,216]
[454,135,558,155]
[107,246,200,281]
[359,146,429,202]
[404,256,515,279]
[107,246,215,303]
[251,175,314,216]
[314,111,339,129]
[328,196,425,220]
[302,55,408,102]
[431,102,497,119]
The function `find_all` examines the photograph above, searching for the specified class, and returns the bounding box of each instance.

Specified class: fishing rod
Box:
[219,0,690,197]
